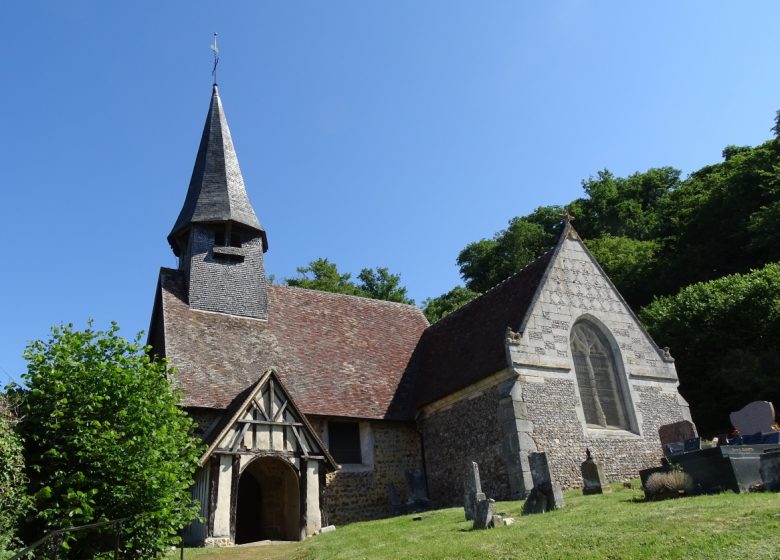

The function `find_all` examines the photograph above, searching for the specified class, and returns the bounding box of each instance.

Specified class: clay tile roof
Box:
[409,249,555,409]
[154,268,429,420]
[168,85,266,255]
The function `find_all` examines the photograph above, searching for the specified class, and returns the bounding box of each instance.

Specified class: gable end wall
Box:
[508,235,692,488]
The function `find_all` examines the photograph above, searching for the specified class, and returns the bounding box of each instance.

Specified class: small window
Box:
[571,320,631,430]
[328,422,362,464]
[214,230,226,246]
[229,230,243,248]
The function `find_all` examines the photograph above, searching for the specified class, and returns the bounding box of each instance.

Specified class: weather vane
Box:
[211,32,220,85]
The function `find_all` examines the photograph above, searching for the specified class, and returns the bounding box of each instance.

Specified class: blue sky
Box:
[2,1,779,384]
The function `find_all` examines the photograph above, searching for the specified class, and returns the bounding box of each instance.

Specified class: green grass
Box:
[171,484,780,560]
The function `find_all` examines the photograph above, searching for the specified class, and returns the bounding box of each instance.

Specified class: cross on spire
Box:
[560,209,575,224]
[211,32,219,85]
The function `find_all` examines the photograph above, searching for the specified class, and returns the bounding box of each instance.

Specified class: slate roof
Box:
[168,85,266,255]
[409,248,556,409]
[151,268,429,420]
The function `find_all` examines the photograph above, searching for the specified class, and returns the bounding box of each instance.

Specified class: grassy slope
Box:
[172,485,780,560]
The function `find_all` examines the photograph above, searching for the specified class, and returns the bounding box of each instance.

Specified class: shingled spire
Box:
[168,84,267,256]
[170,85,269,320]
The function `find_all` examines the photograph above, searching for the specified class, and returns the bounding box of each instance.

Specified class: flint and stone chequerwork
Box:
[148,84,692,546]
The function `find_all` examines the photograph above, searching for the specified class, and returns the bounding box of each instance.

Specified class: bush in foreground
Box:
[0,396,29,559]
[16,323,203,558]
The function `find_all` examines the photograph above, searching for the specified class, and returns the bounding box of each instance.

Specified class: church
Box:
[147,84,693,546]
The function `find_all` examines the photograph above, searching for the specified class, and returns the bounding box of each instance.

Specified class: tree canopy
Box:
[286,258,414,304]
[640,264,780,435]
[16,323,202,558]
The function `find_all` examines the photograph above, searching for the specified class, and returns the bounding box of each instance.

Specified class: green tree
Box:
[0,396,28,559]
[286,259,414,304]
[639,264,780,434]
[457,217,556,292]
[586,235,660,307]
[285,258,363,296]
[422,286,479,323]
[17,323,202,559]
[357,267,414,304]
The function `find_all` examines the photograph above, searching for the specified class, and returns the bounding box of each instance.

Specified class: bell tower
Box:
[167,85,269,320]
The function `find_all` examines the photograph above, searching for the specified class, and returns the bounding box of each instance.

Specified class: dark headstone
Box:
[473,496,495,529]
[387,484,403,516]
[759,450,780,491]
[658,420,696,447]
[404,468,431,512]
[463,461,482,521]
[522,452,564,514]
[580,449,611,495]
[730,401,776,436]
[522,486,550,515]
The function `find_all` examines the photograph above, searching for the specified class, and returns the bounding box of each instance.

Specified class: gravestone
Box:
[522,452,564,515]
[473,496,495,529]
[759,450,780,491]
[463,461,483,521]
[658,420,696,447]
[730,401,776,436]
[404,468,431,512]
[580,449,610,495]
[387,484,403,516]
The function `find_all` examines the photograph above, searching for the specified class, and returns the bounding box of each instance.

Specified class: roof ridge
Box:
[270,284,425,312]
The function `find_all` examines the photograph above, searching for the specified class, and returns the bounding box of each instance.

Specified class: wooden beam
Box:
[231,421,251,453]
[272,400,289,422]
[253,398,270,421]
[290,425,309,454]
[237,419,303,427]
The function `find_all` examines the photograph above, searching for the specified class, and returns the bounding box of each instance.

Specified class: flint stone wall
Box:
[421,385,512,507]
[310,419,423,526]
[521,376,689,488]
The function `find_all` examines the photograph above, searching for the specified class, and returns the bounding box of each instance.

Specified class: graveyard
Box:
[167,485,780,559]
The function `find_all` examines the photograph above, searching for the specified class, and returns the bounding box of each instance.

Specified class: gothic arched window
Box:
[570,320,631,430]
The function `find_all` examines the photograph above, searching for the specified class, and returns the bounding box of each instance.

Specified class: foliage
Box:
[586,235,660,306]
[422,286,480,323]
[457,216,557,293]
[286,258,414,304]
[640,264,780,434]
[286,259,364,296]
[16,323,203,559]
[356,268,414,304]
[644,471,694,500]
[170,485,780,560]
[0,396,29,559]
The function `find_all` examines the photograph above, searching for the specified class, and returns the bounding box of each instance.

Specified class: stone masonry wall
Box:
[310,419,423,526]
[522,376,687,489]
[421,385,511,507]
[506,231,692,489]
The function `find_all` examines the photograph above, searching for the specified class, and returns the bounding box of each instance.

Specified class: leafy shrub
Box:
[644,470,694,500]
[0,396,29,559]
[16,323,203,559]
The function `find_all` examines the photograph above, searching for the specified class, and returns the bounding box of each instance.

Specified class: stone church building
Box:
[147,85,692,546]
